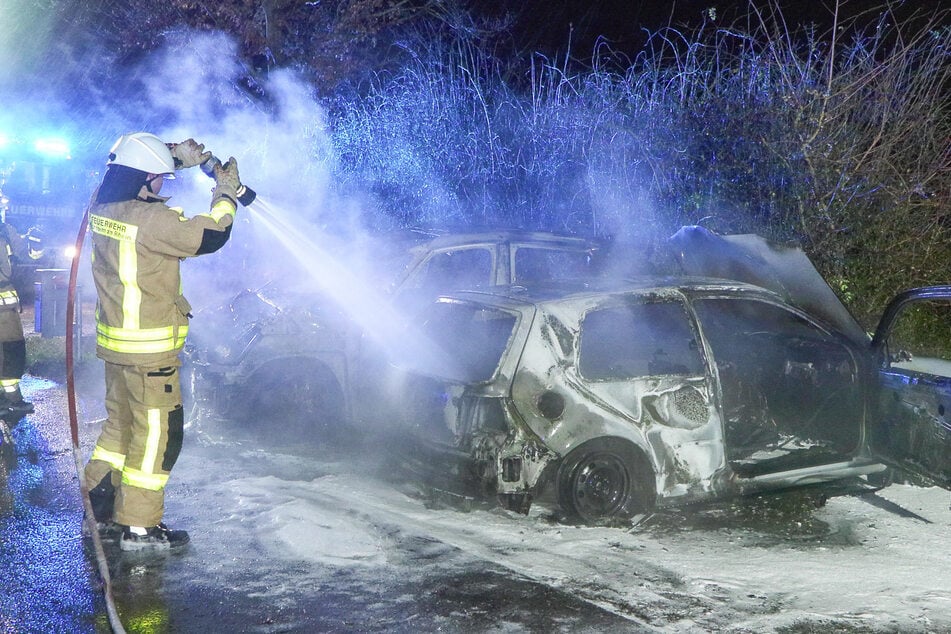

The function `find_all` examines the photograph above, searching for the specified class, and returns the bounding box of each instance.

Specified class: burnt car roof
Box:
[438,276,781,305]
[430,276,868,339]
[409,230,601,254]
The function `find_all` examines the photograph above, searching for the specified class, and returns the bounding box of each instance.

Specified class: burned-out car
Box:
[183,230,603,440]
[381,227,951,523]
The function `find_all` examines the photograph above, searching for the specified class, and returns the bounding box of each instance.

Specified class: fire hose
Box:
[65,204,127,633]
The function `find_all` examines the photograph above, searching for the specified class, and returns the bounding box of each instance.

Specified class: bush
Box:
[328,4,950,327]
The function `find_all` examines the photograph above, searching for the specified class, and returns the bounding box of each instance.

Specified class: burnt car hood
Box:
[668,226,868,345]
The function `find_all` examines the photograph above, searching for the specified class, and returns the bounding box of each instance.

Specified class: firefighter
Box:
[83,132,254,552]
[0,191,43,420]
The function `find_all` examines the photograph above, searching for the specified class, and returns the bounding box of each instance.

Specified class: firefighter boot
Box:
[86,474,122,542]
[0,391,33,424]
[120,523,190,552]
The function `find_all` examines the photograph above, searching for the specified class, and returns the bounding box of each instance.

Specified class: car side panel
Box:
[510,294,727,503]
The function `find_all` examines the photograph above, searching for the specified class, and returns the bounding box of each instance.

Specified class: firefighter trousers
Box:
[84,360,185,527]
[0,304,26,401]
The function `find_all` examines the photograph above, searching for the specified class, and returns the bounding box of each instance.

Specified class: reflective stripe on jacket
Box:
[0,289,18,308]
[90,187,236,365]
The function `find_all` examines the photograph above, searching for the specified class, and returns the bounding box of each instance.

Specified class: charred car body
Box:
[183,230,603,440]
[381,227,951,524]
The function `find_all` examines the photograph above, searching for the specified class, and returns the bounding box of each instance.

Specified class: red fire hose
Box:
[65,208,87,446]
[65,206,127,633]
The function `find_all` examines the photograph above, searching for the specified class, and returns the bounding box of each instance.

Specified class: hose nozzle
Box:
[200,155,256,206]
[200,155,221,178]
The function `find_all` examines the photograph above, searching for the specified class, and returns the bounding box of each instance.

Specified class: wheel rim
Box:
[568,451,633,521]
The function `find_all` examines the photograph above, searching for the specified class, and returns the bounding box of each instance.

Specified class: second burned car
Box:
[183,230,603,441]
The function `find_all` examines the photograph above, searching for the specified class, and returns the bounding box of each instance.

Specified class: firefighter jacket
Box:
[0,222,34,310]
[89,187,236,366]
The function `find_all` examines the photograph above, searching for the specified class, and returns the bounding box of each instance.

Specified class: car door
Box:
[869,286,951,487]
[691,293,864,477]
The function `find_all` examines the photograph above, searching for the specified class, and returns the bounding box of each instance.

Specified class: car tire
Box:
[241,359,348,447]
[866,467,893,489]
[557,438,655,525]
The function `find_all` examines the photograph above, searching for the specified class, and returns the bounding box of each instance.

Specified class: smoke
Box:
[106,30,358,308]
[0,26,350,311]
[0,0,57,87]
[50,27,670,454]
[114,31,456,448]
[152,32,333,223]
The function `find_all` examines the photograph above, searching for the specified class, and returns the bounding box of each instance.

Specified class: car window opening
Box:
[578,300,705,380]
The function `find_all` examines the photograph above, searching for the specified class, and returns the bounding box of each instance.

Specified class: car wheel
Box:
[241,360,348,447]
[557,438,654,525]
[866,467,893,489]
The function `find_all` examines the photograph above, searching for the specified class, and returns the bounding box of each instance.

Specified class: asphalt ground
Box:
[0,297,636,633]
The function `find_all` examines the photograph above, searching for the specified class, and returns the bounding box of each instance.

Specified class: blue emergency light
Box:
[33,137,71,160]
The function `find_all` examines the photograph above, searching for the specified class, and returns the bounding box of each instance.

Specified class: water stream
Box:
[241,196,440,363]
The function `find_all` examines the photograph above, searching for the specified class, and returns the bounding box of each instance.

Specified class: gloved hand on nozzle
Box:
[167,139,212,170]
[211,156,256,207]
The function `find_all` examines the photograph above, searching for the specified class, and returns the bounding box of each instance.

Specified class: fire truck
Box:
[0,130,99,326]
[0,131,98,259]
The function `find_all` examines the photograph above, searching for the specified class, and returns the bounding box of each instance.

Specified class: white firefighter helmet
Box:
[107,132,175,176]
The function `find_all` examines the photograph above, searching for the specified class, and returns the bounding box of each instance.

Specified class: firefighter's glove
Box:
[212,157,242,208]
[168,139,212,170]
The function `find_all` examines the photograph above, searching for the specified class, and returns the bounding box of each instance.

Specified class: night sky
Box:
[475,0,950,60]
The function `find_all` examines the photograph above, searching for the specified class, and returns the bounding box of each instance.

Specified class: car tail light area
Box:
[454,395,556,511]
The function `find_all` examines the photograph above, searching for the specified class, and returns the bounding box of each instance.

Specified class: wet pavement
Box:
[0,309,635,633]
[0,373,107,633]
[0,299,108,631]
[8,301,948,633]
